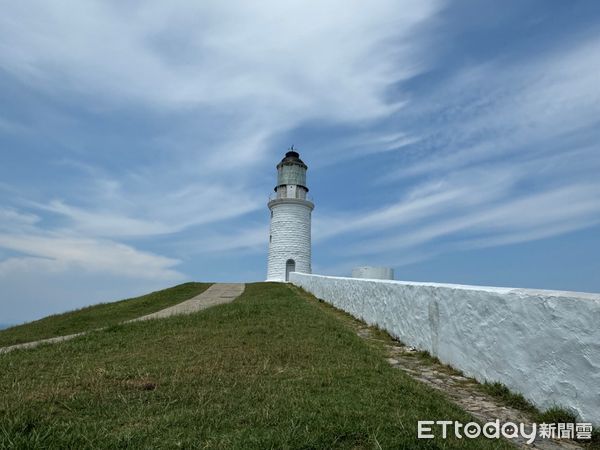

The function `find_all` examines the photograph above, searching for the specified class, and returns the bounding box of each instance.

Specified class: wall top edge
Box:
[289,272,600,302]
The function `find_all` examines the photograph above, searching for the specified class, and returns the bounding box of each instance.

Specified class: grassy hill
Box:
[0,282,512,449]
[0,282,211,347]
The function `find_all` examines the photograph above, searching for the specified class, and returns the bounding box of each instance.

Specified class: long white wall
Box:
[290,272,600,425]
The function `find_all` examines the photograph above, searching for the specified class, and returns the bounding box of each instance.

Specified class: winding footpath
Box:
[0,283,245,355]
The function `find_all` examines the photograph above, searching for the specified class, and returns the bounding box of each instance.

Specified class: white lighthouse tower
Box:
[267,149,314,281]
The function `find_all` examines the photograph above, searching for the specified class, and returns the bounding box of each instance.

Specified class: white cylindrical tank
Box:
[351,266,394,280]
[267,150,314,281]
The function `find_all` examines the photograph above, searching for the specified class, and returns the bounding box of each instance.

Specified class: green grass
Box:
[535,407,599,447]
[0,282,512,449]
[536,406,578,424]
[479,381,538,414]
[392,344,600,447]
[0,282,211,347]
[480,382,600,445]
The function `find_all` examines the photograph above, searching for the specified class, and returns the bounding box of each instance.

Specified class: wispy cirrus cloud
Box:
[348,183,600,256]
[0,0,440,232]
[385,32,600,180]
[0,0,437,119]
[314,29,600,267]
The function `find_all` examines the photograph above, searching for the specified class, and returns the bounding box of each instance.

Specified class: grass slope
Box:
[0,283,512,449]
[0,282,211,347]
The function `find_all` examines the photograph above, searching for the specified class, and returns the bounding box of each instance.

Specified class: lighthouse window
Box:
[269,235,272,243]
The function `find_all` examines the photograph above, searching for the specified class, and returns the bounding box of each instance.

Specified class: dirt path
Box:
[0,283,245,354]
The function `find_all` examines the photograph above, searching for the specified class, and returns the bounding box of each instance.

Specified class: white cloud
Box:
[0,0,440,247]
[0,0,438,123]
[26,182,263,239]
[0,208,40,231]
[0,232,183,280]
[314,163,521,241]
[386,33,600,181]
[171,224,269,256]
[338,179,600,259]
[309,31,600,265]
[0,209,182,281]
[316,148,600,261]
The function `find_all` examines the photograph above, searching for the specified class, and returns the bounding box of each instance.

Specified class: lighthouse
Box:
[267,149,314,281]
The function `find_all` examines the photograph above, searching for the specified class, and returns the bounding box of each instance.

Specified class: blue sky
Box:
[1,0,600,324]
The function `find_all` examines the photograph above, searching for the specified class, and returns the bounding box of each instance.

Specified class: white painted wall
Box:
[290,272,600,425]
[267,199,313,281]
[352,266,394,280]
